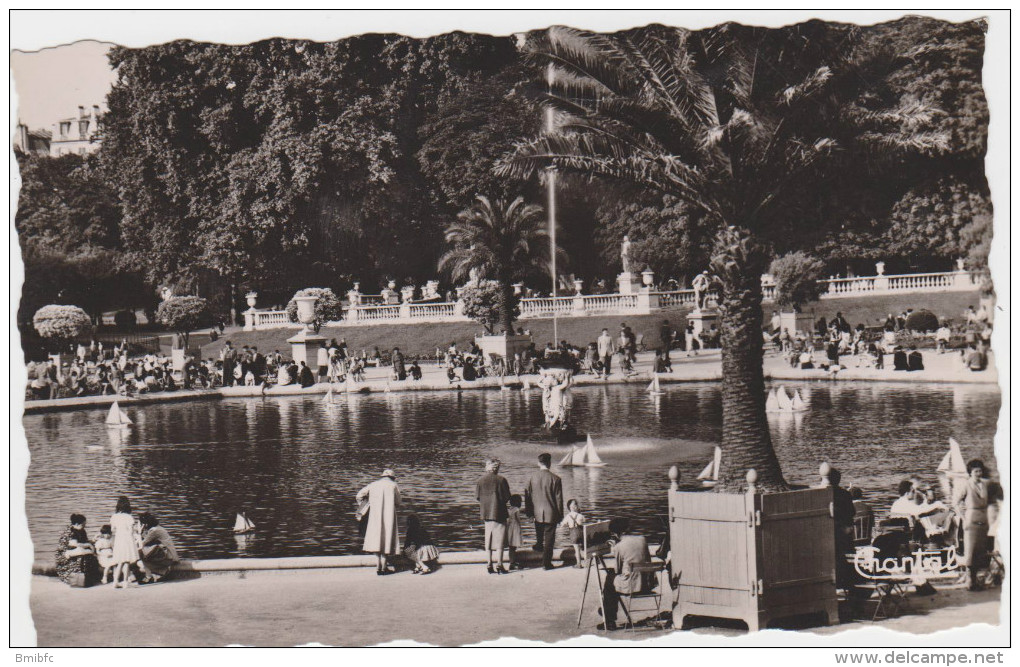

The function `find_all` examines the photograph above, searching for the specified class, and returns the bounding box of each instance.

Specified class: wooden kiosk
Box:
[667,466,839,632]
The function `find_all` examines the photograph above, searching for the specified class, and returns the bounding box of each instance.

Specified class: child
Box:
[95,525,115,584]
[403,514,440,575]
[561,499,586,568]
[507,494,524,570]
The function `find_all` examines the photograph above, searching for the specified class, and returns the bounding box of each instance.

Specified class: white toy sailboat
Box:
[647,374,665,396]
[558,434,606,467]
[324,387,335,403]
[105,401,132,427]
[233,512,256,535]
[697,446,722,488]
[521,377,531,392]
[937,437,968,501]
[766,387,808,414]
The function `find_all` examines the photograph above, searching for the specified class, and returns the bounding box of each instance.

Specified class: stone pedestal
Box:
[687,309,719,341]
[953,270,973,290]
[243,308,258,331]
[287,329,327,369]
[617,272,639,295]
[636,286,659,314]
[474,334,532,362]
[778,311,814,335]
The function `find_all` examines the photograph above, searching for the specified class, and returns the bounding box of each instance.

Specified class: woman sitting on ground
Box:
[136,512,180,583]
[56,513,101,587]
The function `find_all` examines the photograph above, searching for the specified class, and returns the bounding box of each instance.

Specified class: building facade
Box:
[13,123,51,155]
[49,105,103,157]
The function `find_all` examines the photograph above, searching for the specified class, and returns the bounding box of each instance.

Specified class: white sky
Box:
[10,40,117,131]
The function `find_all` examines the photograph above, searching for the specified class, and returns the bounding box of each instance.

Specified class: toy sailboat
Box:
[647,374,665,396]
[324,387,335,402]
[766,387,808,413]
[233,512,256,535]
[697,446,722,488]
[105,401,132,427]
[937,437,968,500]
[559,434,606,467]
[521,377,531,392]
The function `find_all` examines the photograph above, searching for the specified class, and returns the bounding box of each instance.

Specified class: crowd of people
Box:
[765,302,994,375]
[357,454,655,631]
[55,495,179,589]
[824,458,1003,602]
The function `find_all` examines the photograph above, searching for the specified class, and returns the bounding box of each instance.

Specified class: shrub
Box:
[286,288,343,333]
[460,280,520,334]
[33,305,92,350]
[113,309,138,330]
[905,309,940,333]
[156,296,212,348]
[769,251,825,312]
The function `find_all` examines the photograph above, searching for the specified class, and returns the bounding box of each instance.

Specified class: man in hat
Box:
[357,469,401,575]
[476,459,511,574]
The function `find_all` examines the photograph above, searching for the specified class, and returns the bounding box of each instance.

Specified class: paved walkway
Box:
[28,564,1001,647]
[21,348,996,414]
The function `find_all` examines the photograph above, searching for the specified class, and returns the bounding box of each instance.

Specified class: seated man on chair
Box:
[600,518,653,631]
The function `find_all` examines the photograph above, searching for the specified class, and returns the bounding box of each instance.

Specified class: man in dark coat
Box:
[251,346,267,384]
[222,341,237,387]
[475,459,511,574]
[525,453,564,570]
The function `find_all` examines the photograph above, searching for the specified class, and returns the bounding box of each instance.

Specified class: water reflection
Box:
[23,382,999,561]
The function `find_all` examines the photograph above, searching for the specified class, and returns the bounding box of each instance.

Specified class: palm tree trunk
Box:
[712,228,788,493]
[499,280,515,334]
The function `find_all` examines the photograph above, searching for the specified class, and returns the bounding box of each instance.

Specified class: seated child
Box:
[409,361,422,381]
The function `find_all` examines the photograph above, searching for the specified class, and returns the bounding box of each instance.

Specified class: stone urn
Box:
[245,292,258,308]
[573,278,583,294]
[875,261,886,276]
[401,285,416,303]
[642,268,655,287]
[387,279,397,291]
[294,295,318,333]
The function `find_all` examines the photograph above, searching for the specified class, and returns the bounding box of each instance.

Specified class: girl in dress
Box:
[561,499,586,568]
[94,524,115,584]
[507,495,524,570]
[110,495,138,589]
[403,514,440,575]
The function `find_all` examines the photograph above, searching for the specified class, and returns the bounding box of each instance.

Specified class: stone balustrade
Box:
[243,268,982,330]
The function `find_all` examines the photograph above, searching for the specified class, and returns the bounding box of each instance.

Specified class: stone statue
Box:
[691,271,710,312]
[620,235,632,274]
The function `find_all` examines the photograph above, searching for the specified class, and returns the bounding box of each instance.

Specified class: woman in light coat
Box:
[953,459,991,591]
[357,469,401,575]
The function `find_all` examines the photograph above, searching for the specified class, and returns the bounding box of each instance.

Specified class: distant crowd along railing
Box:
[246,268,982,330]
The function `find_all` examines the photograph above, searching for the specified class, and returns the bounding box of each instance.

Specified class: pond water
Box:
[22,382,1000,562]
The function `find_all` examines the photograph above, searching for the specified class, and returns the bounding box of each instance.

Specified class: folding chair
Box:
[854,532,913,621]
[617,561,669,632]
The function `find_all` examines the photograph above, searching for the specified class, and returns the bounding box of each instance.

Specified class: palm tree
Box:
[439,195,561,334]
[498,23,948,491]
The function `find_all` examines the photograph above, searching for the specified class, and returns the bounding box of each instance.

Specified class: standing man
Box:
[597,328,615,378]
[221,341,237,387]
[525,453,564,570]
[392,347,407,381]
[476,458,511,574]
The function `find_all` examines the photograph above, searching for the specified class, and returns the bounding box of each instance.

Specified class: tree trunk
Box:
[712,228,788,493]
[499,279,515,334]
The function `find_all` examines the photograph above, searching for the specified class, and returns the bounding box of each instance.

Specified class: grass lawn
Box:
[199,290,982,360]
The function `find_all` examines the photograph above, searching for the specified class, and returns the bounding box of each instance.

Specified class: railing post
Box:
[874,261,889,292]
[572,293,586,315]
[636,286,657,314]
[399,302,412,321]
[243,309,256,331]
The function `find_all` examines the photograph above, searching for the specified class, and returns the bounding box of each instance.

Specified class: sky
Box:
[10,40,118,131]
